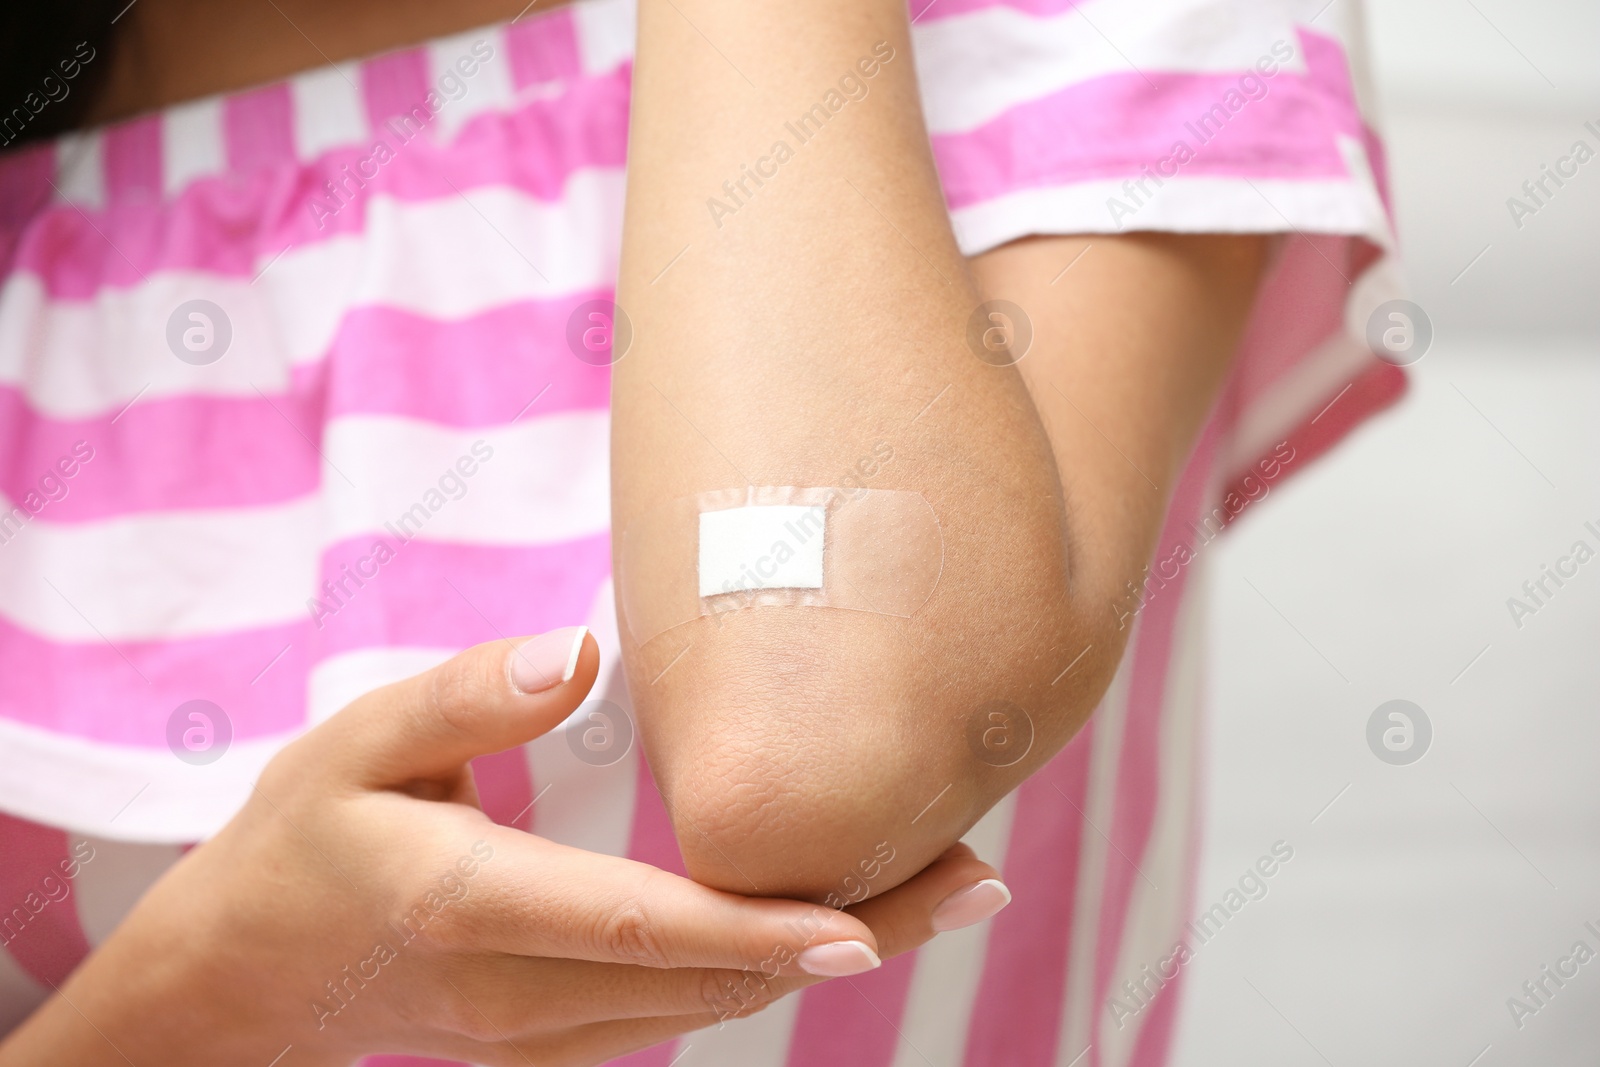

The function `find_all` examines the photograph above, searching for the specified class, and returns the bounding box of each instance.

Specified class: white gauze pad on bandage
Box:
[619,486,944,643]
[698,504,826,597]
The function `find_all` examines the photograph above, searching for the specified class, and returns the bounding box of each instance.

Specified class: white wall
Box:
[1171,1,1600,1062]
[1368,0,1600,335]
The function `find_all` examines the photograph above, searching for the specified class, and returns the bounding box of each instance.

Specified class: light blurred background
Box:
[1171,0,1600,1062]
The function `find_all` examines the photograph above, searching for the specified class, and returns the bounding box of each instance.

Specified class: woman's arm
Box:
[612,0,1270,901]
[614,0,1079,900]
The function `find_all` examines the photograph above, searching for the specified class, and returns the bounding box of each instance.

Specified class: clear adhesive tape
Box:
[618,486,944,643]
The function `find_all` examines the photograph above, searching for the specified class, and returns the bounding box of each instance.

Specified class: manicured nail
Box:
[509,627,587,694]
[797,940,881,977]
[930,878,1011,932]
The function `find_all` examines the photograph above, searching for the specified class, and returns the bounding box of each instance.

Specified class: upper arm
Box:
[971,232,1272,621]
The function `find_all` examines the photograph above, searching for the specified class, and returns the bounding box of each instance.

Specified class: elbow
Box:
[646,612,985,901]
[626,442,1126,900]
[633,573,1118,903]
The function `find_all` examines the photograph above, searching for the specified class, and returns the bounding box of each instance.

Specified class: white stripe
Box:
[162,97,225,196]
[525,685,639,859]
[889,791,1020,1067]
[1225,331,1371,479]
[672,997,802,1067]
[0,936,48,1036]
[1333,0,1380,131]
[1096,573,1208,1066]
[0,494,319,642]
[307,645,458,724]
[914,0,1308,136]
[428,29,516,142]
[1332,132,1396,253]
[0,716,280,844]
[572,0,637,78]
[950,174,1385,258]
[0,412,609,642]
[290,62,368,161]
[0,269,302,421]
[356,170,623,314]
[53,131,104,209]
[0,171,625,419]
[1055,640,1137,1060]
[68,834,184,947]
[325,412,610,544]
[526,582,638,860]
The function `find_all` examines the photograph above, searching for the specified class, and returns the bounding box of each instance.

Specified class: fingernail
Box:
[930,878,1011,932]
[508,627,587,694]
[797,939,881,977]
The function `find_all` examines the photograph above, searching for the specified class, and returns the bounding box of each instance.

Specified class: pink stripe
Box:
[225,83,297,175]
[506,10,584,88]
[1363,125,1393,221]
[8,69,630,297]
[1218,231,1403,529]
[932,68,1350,210]
[0,614,307,743]
[1299,28,1364,142]
[0,144,51,287]
[785,955,919,1067]
[962,722,1095,1067]
[311,534,611,658]
[0,536,610,744]
[470,748,536,832]
[313,297,611,426]
[0,297,612,520]
[0,143,52,235]
[625,748,687,878]
[1230,237,1356,410]
[102,115,162,204]
[910,0,1087,21]
[0,813,93,987]
[1086,423,1218,1067]
[1225,359,1405,528]
[0,388,322,521]
[363,48,432,133]
[1221,231,1391,493]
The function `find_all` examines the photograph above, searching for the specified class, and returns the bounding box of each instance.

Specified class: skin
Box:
[15,0,1268,1054]
[612,0,1267,899]
[85,0,564,125]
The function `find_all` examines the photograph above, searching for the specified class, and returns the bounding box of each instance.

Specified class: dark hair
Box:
[0,3,123,151]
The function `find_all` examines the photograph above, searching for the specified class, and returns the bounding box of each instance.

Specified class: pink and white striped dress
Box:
[0,0,1405,1063]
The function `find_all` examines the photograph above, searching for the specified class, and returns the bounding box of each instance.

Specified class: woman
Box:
[0,0,1403,1063]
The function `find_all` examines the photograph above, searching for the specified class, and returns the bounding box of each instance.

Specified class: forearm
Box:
[613,0,1082,898]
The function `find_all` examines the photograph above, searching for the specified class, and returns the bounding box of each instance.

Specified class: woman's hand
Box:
[0,628,1003,1066]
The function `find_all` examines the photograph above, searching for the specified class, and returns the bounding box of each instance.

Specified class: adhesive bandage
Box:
[618,486,944,643]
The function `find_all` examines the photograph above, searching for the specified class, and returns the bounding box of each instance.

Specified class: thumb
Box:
[315,627,599,786]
